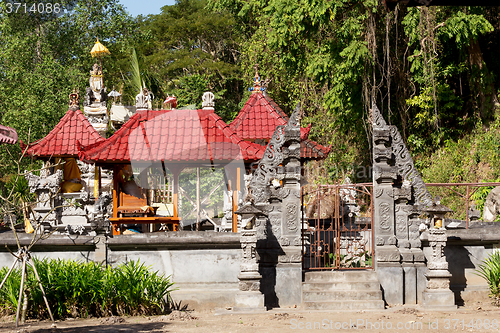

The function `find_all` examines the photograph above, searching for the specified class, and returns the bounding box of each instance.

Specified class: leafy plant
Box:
[0,258,176,319]
[476,251,500,305]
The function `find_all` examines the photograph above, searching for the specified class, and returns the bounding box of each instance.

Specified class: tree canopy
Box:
[1,0,500,187]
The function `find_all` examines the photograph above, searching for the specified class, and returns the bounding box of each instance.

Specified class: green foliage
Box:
[0,258,175,319]
[0,0,138,194]
[138,0,242,122]
[476,251,500,304]
[129,48,143,96]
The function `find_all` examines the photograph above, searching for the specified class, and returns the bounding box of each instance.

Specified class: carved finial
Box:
[135,87,150,109]
[249,64,266,93]
[69,88,79,110]
[202,91,215,109]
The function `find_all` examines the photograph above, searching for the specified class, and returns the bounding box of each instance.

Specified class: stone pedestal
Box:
[377,262,403,305]
[235,229,266,311]
[422,229,457,309]
[84,105,108,137]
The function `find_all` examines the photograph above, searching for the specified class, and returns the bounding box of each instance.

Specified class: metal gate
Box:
[302,183,374,270]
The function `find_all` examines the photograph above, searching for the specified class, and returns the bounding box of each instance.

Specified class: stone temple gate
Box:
[235,102,457,309]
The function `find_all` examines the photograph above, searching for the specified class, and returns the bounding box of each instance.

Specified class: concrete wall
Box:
[422,224,500,306]
[3,225,500,310]
[0,232,241,311]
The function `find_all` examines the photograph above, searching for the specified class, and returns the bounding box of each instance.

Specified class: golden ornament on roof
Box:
[90,38,110,58]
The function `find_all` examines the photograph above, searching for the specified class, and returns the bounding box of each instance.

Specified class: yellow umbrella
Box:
[90,38,110,58]
[90,38,110,89]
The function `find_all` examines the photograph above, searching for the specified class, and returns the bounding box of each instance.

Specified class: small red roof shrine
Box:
[22,109,104,158]
[229,92,331,160]
[79,109,265,164]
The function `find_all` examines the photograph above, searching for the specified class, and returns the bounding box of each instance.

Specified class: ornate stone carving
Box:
[202,91,215,109]
[379,202,392,231]
[249,126,285,204]
[373,129,391,144]
[285,203,298,232]
[279,236,290,246]
[387,235,397,245]
[373,146,393,162]
[389,125,433,206]
[135,88,150,109]
[373,165,397,181]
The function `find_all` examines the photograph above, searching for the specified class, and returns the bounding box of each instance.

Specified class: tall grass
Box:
[0,259,175,319]
[476,251,500,305]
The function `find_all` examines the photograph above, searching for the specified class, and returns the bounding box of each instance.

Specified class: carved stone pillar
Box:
[422,229,457,309]
[373,123,402,305]
[247,103,302,308]
[235,229,265,311]
[274,107,302,307]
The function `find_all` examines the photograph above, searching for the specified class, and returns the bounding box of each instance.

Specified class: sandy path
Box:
[1,302,499,333]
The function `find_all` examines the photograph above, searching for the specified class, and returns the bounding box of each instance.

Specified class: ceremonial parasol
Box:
[108,88,122,103]
[90,38,111,86]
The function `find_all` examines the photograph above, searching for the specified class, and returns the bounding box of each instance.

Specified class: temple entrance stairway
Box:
[302,270,385,310]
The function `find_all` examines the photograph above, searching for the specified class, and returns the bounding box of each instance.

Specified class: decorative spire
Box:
[248,64,270,93]
[69,88,79,111]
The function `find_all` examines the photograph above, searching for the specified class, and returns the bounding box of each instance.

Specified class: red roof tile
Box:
[301,138,331,160]
[230,93,330,160]
[79,109,265,164]
[22,109,104,158]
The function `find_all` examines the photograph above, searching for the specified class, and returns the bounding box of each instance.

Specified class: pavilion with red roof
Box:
[79,105,266,234]
[229,71,331,160]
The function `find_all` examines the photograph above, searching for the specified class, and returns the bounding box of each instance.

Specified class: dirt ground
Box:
[1,301,500,333]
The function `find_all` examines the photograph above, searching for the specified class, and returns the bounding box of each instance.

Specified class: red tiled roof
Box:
[0,124,18,145]
[229,93,288,140]
[301,138,331,160]
[22,109,104,158]
[230,92,330,160]
[79,109,265,164]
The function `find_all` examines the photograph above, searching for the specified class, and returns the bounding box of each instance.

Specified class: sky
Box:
[118,0,176,17]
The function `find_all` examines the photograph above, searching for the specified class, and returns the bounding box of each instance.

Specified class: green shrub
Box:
[0,258,175,319]
[476,251,500,305]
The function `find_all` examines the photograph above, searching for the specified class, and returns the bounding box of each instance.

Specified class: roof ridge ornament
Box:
[202,91,215,109]
[248,64,270,93]
[69,88,80,111]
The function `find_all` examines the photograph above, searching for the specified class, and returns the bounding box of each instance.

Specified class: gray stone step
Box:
[305,270,379,283]
[303,300,385,310]
[302,270,385,310]
[303,290,383,302]
[303,281,380,291]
